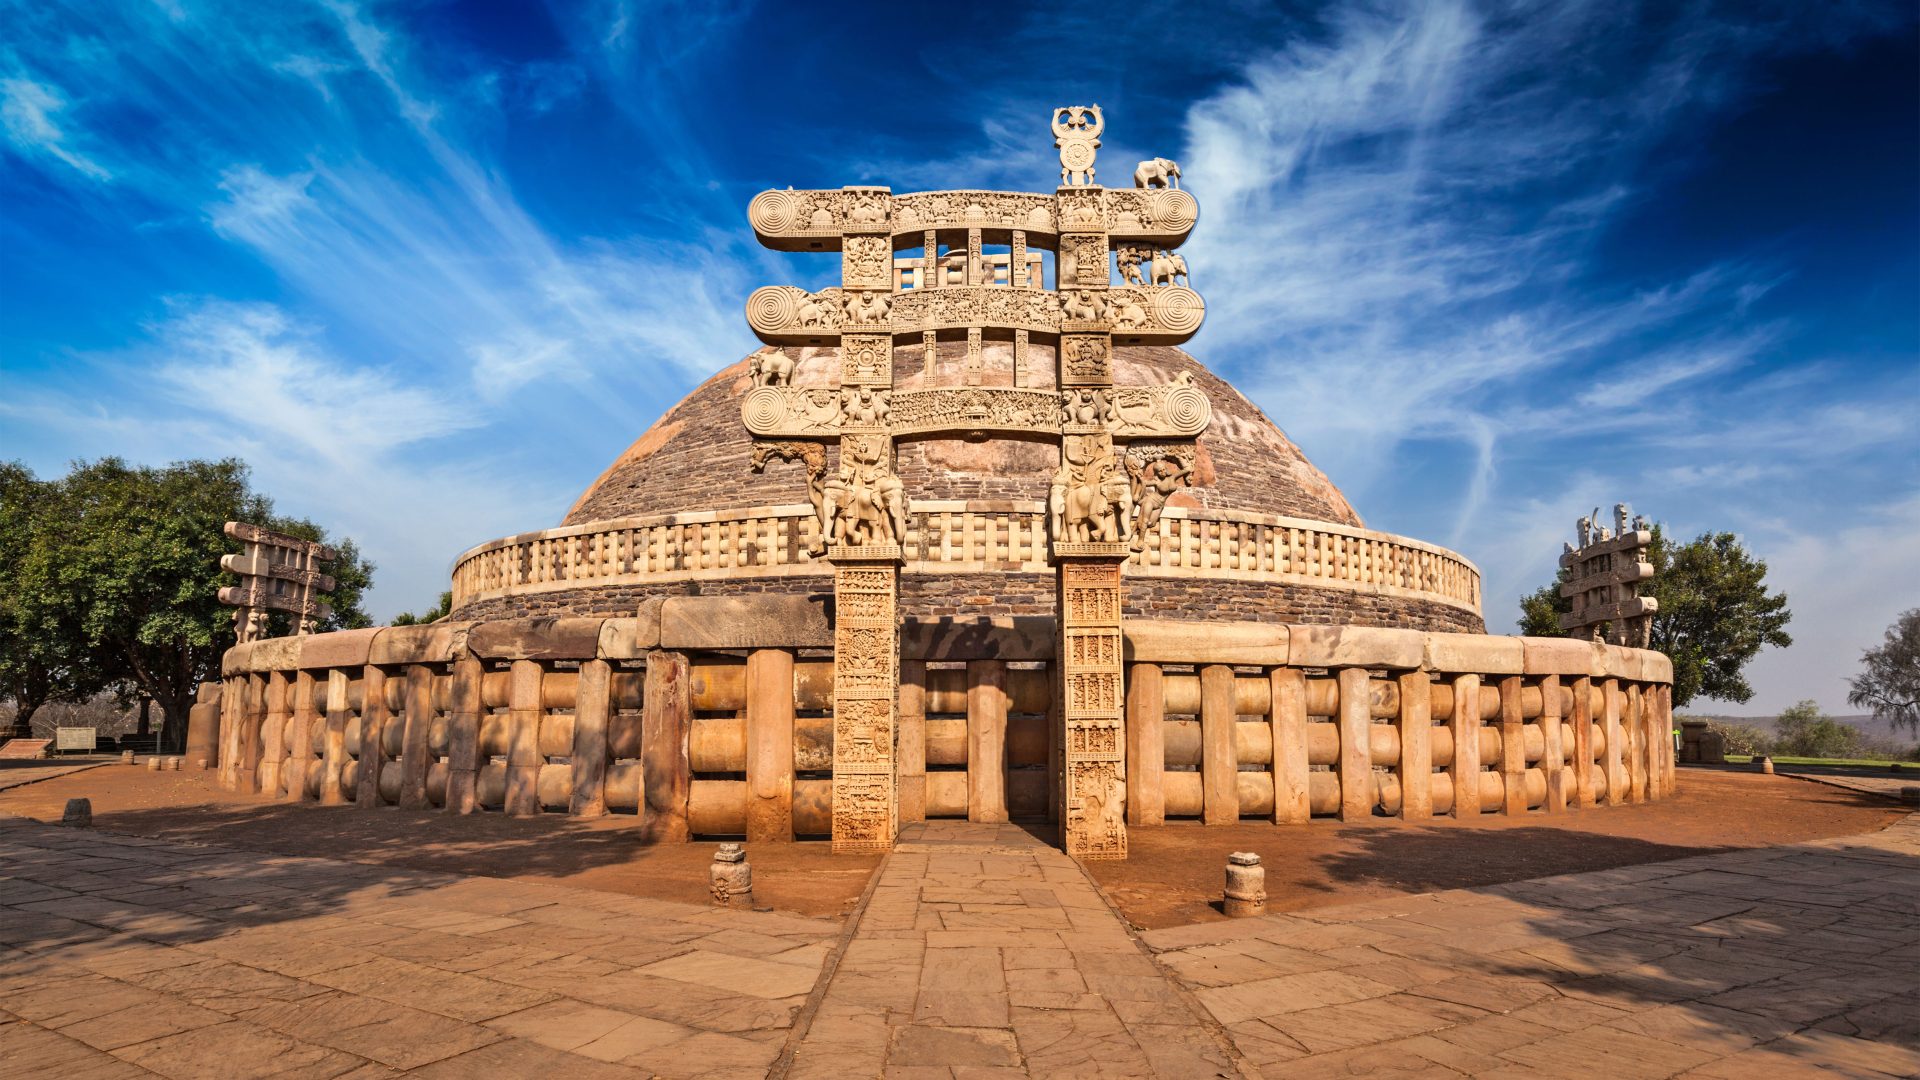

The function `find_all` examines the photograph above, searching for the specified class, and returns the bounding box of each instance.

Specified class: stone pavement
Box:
[1774,767,1919,802]
[0,817,841,1079]
[783,821,1246,1078]
[1143,813,1920,1079]
[0,760,109,793]
[5,813,1917,1078]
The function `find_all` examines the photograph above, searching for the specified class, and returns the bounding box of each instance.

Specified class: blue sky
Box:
[2,1,1915,714]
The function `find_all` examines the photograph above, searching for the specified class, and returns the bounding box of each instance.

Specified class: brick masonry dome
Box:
[565,343,1361,528]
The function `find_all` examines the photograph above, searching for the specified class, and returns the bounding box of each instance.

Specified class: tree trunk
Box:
[157,694,192,754]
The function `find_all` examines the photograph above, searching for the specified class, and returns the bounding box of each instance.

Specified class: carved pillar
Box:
[1055,546,1128,859]
[923,230,937,288]
[1011,229,1028,288]
[965,327,983,386]
[922,330,937,381]
[967,226,982,285]
[1014,329,1029,388]
[829,545,901,853]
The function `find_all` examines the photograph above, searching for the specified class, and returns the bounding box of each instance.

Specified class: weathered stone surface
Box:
[1424,633,1523,675]
[465,619,600,661]
[1127,619,1287,665]
[369,622,473,665]
[1289,625,1424,670]
[247,635,302,673]
[659,595,831,649]
[595,613,657,659]
[1521,636,1595,676]
[296,628,382,671]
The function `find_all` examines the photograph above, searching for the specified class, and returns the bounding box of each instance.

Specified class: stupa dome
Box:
[451,340,1482,632]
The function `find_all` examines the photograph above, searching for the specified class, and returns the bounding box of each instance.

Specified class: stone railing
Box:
[200,604,1671,841]
[450,504,1481,616]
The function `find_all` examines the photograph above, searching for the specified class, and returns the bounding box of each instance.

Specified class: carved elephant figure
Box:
[796,297,831,328]
[1108,296,1147,329]
[749,350,794,387]
[1133,157,1181,190]
[1147,251,1189,287]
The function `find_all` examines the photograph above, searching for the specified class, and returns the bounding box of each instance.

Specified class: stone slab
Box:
[659,594,831,650]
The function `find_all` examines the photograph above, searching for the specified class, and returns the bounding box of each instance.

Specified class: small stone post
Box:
[61,798,92,827]
[121,750,134,766]
[710,843,754,908]
[1223,852,1266,918]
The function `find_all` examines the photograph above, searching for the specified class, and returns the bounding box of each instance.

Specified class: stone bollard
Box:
[146,757,161,772]
[710,843,754,908]
[1223,851,1267,918]
[121,750,134,766]
[168,757,182,771]
[61,798,92,828]
[195,758,208,771]
[1756,756,1774,775]
[1901,786,1920,807]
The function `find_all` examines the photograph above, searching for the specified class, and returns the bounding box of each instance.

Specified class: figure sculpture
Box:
[750,441,830,554]
[1127,451,1193,549]
[1051,435,1132,544]
[1132,157,1181,190]
[1115,246,1147,286]
[840,386,892,426]
[843,291,890,323]
[827,434,905,547]
[1147,250,1189,287]
[749,349,794,387]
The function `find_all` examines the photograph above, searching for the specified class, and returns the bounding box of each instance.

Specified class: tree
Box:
[0,463,108,733]
[1848,608,1920,735]
[1518,525,1792,707]
[1772,700,1861,759]
[391,591,452,626]
[8,458,373,752]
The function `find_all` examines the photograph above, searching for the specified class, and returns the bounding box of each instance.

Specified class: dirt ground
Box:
[2,765,1901,930]
[0,764,879,919]
[1084,768,1908,928]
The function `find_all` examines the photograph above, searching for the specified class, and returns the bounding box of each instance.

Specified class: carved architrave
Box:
[831,551,899,853]
[1558,517,1658,648]
[747,284,1204,344]
[749,187,1195,247]
[743,384,1209,440]
[217,521,337,640]
[1056,551,1128,859]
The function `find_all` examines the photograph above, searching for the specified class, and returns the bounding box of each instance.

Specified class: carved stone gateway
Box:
[217,521,336,642]
[1559,503,1658,648]
[740,107,1208,856]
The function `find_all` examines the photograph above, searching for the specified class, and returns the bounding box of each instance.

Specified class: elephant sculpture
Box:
[796,297,831,328]
[1147,250,1189,287]
[1133,157,1181,190]
[749,349,794,387]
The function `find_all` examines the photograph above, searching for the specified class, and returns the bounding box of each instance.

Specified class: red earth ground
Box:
[0,764,1900,927]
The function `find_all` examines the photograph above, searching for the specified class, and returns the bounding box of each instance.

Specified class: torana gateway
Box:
[205,110,1676,858]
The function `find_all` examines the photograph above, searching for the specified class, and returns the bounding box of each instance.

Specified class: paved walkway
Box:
[0,760,110,793]
[1143,813,1920,1079]
[4,813,1917,1078]
[784,821,1245,1078]
[0,818,841,1078]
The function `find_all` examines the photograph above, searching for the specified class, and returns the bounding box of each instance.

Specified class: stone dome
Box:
[566,343,1360,528]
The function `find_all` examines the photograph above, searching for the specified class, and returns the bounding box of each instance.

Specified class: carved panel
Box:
[1060,234,1110,288]
[842,235,892,290]
[832,554,898,853]
[1056,547,1127,859]
[744,383,1209,440]
[748,284,1204,344]
[749,188,1195,244]
[1061,334,1111,386]
[841,334,892,385]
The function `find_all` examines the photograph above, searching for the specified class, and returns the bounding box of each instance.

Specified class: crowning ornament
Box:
[738,108,1209,857]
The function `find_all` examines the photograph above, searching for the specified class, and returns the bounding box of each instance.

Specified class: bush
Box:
[1707,721,1772,757]
[1772,700,1862,759]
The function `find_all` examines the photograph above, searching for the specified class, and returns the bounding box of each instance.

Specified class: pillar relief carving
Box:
[1057,555,1129,859]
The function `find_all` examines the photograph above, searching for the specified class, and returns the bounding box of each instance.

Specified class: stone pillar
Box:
[1013,329,1029,388]
[1449,674,1481,817]
[218,678,242,791]
[897,660,927,825]
[357,666,389,808]
[320,669,349,806]
[1571,675,1594,807]
[642,651,691,842]
[1397,671,1432,821]
[1631,683,1651,802]
[923,230,937,288]
[285,670,317,803]
[504,660,542,817]
[964,326,984,385]
[1055,545,1129,859]
[1271,668,1311,824]
[1500,676,1526,815]
[746,648,795,841]
[967,659,1009,823]
[1603,678,1625,805]
[242,673,266,795]
[1541,674,1566,813]
[444,658,480,814]
[1011,229,1028,288]
[260,670,289,798]
[570,659,611,818]
[1125,662,1164,826]
[1660,685,1677,797]
[1337,668,1372,822]
[1201,664,1238,824]
[400,664,434,810]
[829,547,901,853]
[966,226,983,286]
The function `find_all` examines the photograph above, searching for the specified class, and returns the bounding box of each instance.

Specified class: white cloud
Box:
[0,76,111,180]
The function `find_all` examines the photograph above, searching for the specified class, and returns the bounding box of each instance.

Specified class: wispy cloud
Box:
[0,76,111,180]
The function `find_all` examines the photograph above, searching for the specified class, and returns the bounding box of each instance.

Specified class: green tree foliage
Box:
[1517,525,1792,707]
[391,591,452,626]
[1771,700,1861,759]
[1848,608,1920,735]
[2,458,372,751]
[0,464,108,730]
